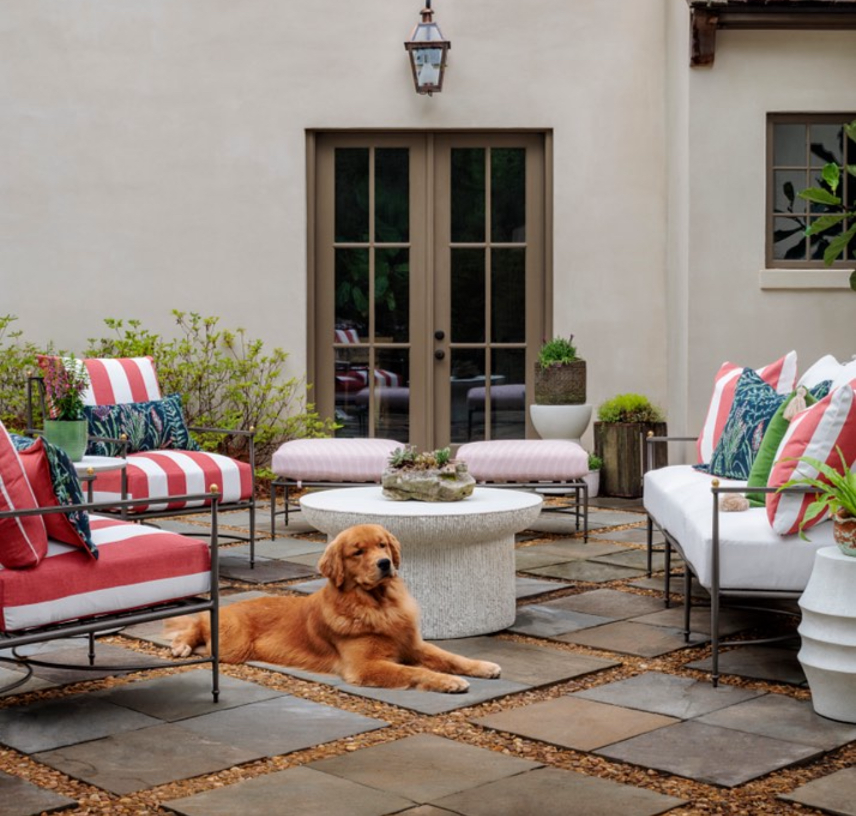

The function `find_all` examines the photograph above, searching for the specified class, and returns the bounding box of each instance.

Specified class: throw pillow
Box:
[696,351,798,465]
[745,382,831,506]
[11,435,97,559]
[0,423,48,568]
[798,354,856,391]
[766,383,856,536]
[84,393,199,457]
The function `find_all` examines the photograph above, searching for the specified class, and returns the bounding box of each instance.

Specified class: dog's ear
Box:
[386,532,402,569]
[318,534,346,588]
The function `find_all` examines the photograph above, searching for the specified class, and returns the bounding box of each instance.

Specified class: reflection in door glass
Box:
[451,148,486,242]
[375,248,409,343]
[335,149,369,242]
[375,149,410,243]
[491,148,526,242]
[450,349,486,444]
[491,249,525,343]
[335,248,369,338]
[491,349,526,440]
[451,248,485,343]
[375,349,409,442]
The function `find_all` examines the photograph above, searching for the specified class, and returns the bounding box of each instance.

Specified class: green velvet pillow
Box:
[745,382,830,506]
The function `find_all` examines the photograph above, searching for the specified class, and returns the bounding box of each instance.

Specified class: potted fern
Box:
[530,335,592,440]
[594,393,667,497]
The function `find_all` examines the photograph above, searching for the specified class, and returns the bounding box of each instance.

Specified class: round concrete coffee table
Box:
[300,486,543,639]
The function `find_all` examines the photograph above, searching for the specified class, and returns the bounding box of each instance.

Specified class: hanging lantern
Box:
[404,1,451,96]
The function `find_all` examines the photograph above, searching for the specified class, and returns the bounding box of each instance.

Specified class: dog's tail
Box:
[164,613,210,658]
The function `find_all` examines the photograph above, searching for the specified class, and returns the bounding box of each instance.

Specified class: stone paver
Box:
[780,767,856,815]
[546,588,665,620]
[18,642,172,685]
[508,603,613,638]
[559,621,705,657]
[514,540,632,570]
[628,605,758,636]
[164,765,415,816]
[287,577,328,595]
[226,537,327,560]
[588,527,665,546]
[471,696,677,752]
[0,770,77,816]
[308,734,540,803]
[218,555,317,583]
[697,693,856,750]
[685,645,806,686]
[629,576,710,598]
[597,720,822,787]
[529,560,645,583]
[429,636,619,686]
[574,671,764,719]
[179,695,387,755]
[514,576,572,599]
[589,548,670,573]
[35,722,263,794]
[0,666,54,699]
[0,694,159,754]
[431,766,686,816]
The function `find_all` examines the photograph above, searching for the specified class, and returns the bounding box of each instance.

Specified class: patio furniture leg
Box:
[210,501,221,703]
[664,542,672,609]
[683,565,693,642]
[646,516,654,577]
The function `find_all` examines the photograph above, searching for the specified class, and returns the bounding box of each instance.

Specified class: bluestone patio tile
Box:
[226,537,327,560]
[697,693,856,750]
[431,766,686,816]
[0,666,54,698]
[780,767,856,815]
[179,695,387,755]
[559,621,705,657]
[308,734,540,802]
[0,694,159,753]
[546,588,665,619]
[219,555,317,583]
[588,527,665,546]
[95,669,284,721]
[685,645,806,686]
[529,560,645,583]
[589,548,670,573]
[164,765,416,816]
[35,722,263,794]
[515,540,632,570]
[574,671,764,719]
[21,642,172,685]
[628,605,758,636]
[287,577,328,595]
[597,720,822,787]
[0,770,77,816]
[583,510,647,527]
[514,575,572,598]
[629,576,710,598]
[429,636,619,686]
[508,604,613,638]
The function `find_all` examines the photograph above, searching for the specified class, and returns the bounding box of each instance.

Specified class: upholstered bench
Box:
[456,439,590,539]
[270,438,402,531]
[465,384,526,438]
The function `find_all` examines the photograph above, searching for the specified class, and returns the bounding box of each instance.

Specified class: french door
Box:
[312,132,547,451]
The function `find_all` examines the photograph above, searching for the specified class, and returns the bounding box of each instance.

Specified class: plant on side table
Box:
[39,355,90,462]
[594,393,667,498]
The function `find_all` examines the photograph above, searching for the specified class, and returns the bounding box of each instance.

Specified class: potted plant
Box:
[583,452,602,499]
[40,355,90,462]
[780,446,856,555]
[530,335,592,441]
[594,393,667,498]
[382,445,475,502]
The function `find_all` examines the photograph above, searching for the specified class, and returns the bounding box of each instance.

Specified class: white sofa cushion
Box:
[644,465,833,592]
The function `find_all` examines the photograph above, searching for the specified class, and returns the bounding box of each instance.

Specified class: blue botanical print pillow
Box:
[11,433,97,558]
[84,393,199,457]
[696,369,831,481]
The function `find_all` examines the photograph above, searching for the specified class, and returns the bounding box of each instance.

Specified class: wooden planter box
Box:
[593,421,668,498]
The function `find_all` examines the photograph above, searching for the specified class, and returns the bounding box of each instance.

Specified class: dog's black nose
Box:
[378,558,392,575]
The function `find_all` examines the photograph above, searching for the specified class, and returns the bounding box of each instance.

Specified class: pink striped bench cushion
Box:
[457,440,589,483]
[91,450,253,513]
[271,438,402,483]
[0,516,211,632]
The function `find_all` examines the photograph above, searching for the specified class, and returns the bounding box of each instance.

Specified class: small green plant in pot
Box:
[594,393,667,498]
[584,452,603,498]
[779,446,856,555]
[534,335,586,405]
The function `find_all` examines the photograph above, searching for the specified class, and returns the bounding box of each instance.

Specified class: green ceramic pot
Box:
[43,419,88,462]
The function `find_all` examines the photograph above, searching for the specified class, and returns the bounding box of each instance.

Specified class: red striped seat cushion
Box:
[91,450,253,513]
[457,440,589,482]
[0,516,210,632]
[271,438,401,483]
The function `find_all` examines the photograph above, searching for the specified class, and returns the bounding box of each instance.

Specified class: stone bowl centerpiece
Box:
[381,445,475,502]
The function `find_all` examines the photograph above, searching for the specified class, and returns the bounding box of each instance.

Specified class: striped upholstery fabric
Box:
[336,368,402,393]
[91,450,253,513]
[0,515,210,632]
[272,438,402,483]
[334,328,360,344]
[457,440,589,483]
[81,356,162,406]
[696,351,797,464]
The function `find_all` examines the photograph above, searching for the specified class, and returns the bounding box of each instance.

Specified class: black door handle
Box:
[434,349,445,360]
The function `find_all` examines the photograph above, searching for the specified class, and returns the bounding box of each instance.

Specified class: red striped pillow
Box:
[766,383,856,536]
[696,352,797,464]
[38,355,162,410]
[0,424,48,568]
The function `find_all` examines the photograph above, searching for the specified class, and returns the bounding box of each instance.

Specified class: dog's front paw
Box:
[426,674,470,694]
[471,660,501,679]
[170,640,193,658]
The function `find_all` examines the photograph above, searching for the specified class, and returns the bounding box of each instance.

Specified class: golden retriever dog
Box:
[166,523,501,693]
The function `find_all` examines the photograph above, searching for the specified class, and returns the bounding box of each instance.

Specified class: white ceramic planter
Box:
[798,546,856,723]
[582,470,600,498]
[529,403,593,442]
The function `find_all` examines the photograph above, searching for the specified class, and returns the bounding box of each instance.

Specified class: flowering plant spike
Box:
[43,356,90,420]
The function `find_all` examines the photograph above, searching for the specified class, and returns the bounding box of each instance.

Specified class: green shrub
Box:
[84,311,336,465]
[597,393,665,424]
[587,452,603,471]
[0,315,51,432]
[538,335,579,366]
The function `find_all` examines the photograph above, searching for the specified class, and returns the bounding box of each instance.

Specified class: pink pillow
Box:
[0,424,48,568]
[696,352,798,464]
[766,383,856,536]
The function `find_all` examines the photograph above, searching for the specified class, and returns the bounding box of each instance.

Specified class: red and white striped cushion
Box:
[334,329,360,344]
[696,352,798,464]
[766,382,856,536]
[0,515,210,632]
[457,440,589,482]
[91,450,253,513]
[81,356,162,406]
[271,438,401,483]
[335,369,401,393]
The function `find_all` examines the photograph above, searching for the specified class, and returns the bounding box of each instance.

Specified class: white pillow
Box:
[798,354,856,391]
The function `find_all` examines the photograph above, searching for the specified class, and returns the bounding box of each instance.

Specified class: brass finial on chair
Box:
[209,483,220,494]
